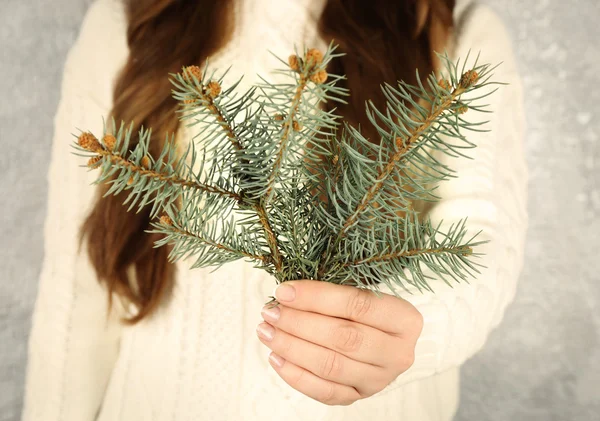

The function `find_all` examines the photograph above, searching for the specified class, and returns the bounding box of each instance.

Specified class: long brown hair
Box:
[81,0,456,324]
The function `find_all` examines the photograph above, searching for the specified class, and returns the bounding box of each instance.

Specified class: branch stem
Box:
[99,150,241,201]
[195,90,285,272]
[168,224,270,263]
[201,96,243,151]
[263,74,309,200]
[346,245,473,266]
[254,203,283,273]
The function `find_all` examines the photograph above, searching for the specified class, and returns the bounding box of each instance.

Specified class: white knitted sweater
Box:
[22,0,528,420]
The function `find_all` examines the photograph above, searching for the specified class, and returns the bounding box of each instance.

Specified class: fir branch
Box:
[72,45,502,299]
[74,125,241,219]
[195,85,243,152]
[339,84,467,239]
[96,148,241,201]
[172,66,243,151]
[171,66,286,274]
[262,71,310,201]
[346,245,473,266]
[316,70,480,279]
[157,215,270,264]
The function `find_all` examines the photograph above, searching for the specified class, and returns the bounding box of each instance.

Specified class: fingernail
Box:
[256,322,275,341]
[274,283,296,302]
[261,305,280,322]
[269,352,285,368]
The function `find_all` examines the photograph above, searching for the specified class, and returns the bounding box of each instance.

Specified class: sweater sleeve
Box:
[21,1,129,420]
[378,3,529,390]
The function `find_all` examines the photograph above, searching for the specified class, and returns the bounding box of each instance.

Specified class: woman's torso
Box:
[97,0,465,419]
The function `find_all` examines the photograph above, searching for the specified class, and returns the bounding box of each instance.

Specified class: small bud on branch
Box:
[288,55,301,72]
[310,70,328,84]
[78,132,102,152]
[459,70,479,88]
[183,65,202,82]
[103,134,117,151]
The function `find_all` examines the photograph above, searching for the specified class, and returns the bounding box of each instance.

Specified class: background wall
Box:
[454,1,600,420]
[0,0,597,420]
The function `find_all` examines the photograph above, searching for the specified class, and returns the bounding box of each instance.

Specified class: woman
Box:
[22,0,528,419]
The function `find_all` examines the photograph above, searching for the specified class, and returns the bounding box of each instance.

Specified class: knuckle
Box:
[339,397,358,406]
[375,378,396,395]
[318,382,337,405]
[319,349,344,379]
[375,379,391,395]
[412,308,424,333]
[332,324,364,353]
[290,366,306,388]
[359,372,390,398]
[356,386,377,399]
[395,349,415,372]
[346,289,373,320]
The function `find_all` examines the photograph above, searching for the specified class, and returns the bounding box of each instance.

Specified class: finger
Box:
[262,304,401,367]
[273,280,422,336]
[267,351,363,406]
[257,322,389,397]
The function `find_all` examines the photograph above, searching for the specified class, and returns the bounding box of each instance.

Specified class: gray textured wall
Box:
[455,1,600,420]
[0,1,598,420]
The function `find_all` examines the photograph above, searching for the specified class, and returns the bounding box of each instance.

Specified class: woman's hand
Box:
[256,280,424,406]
